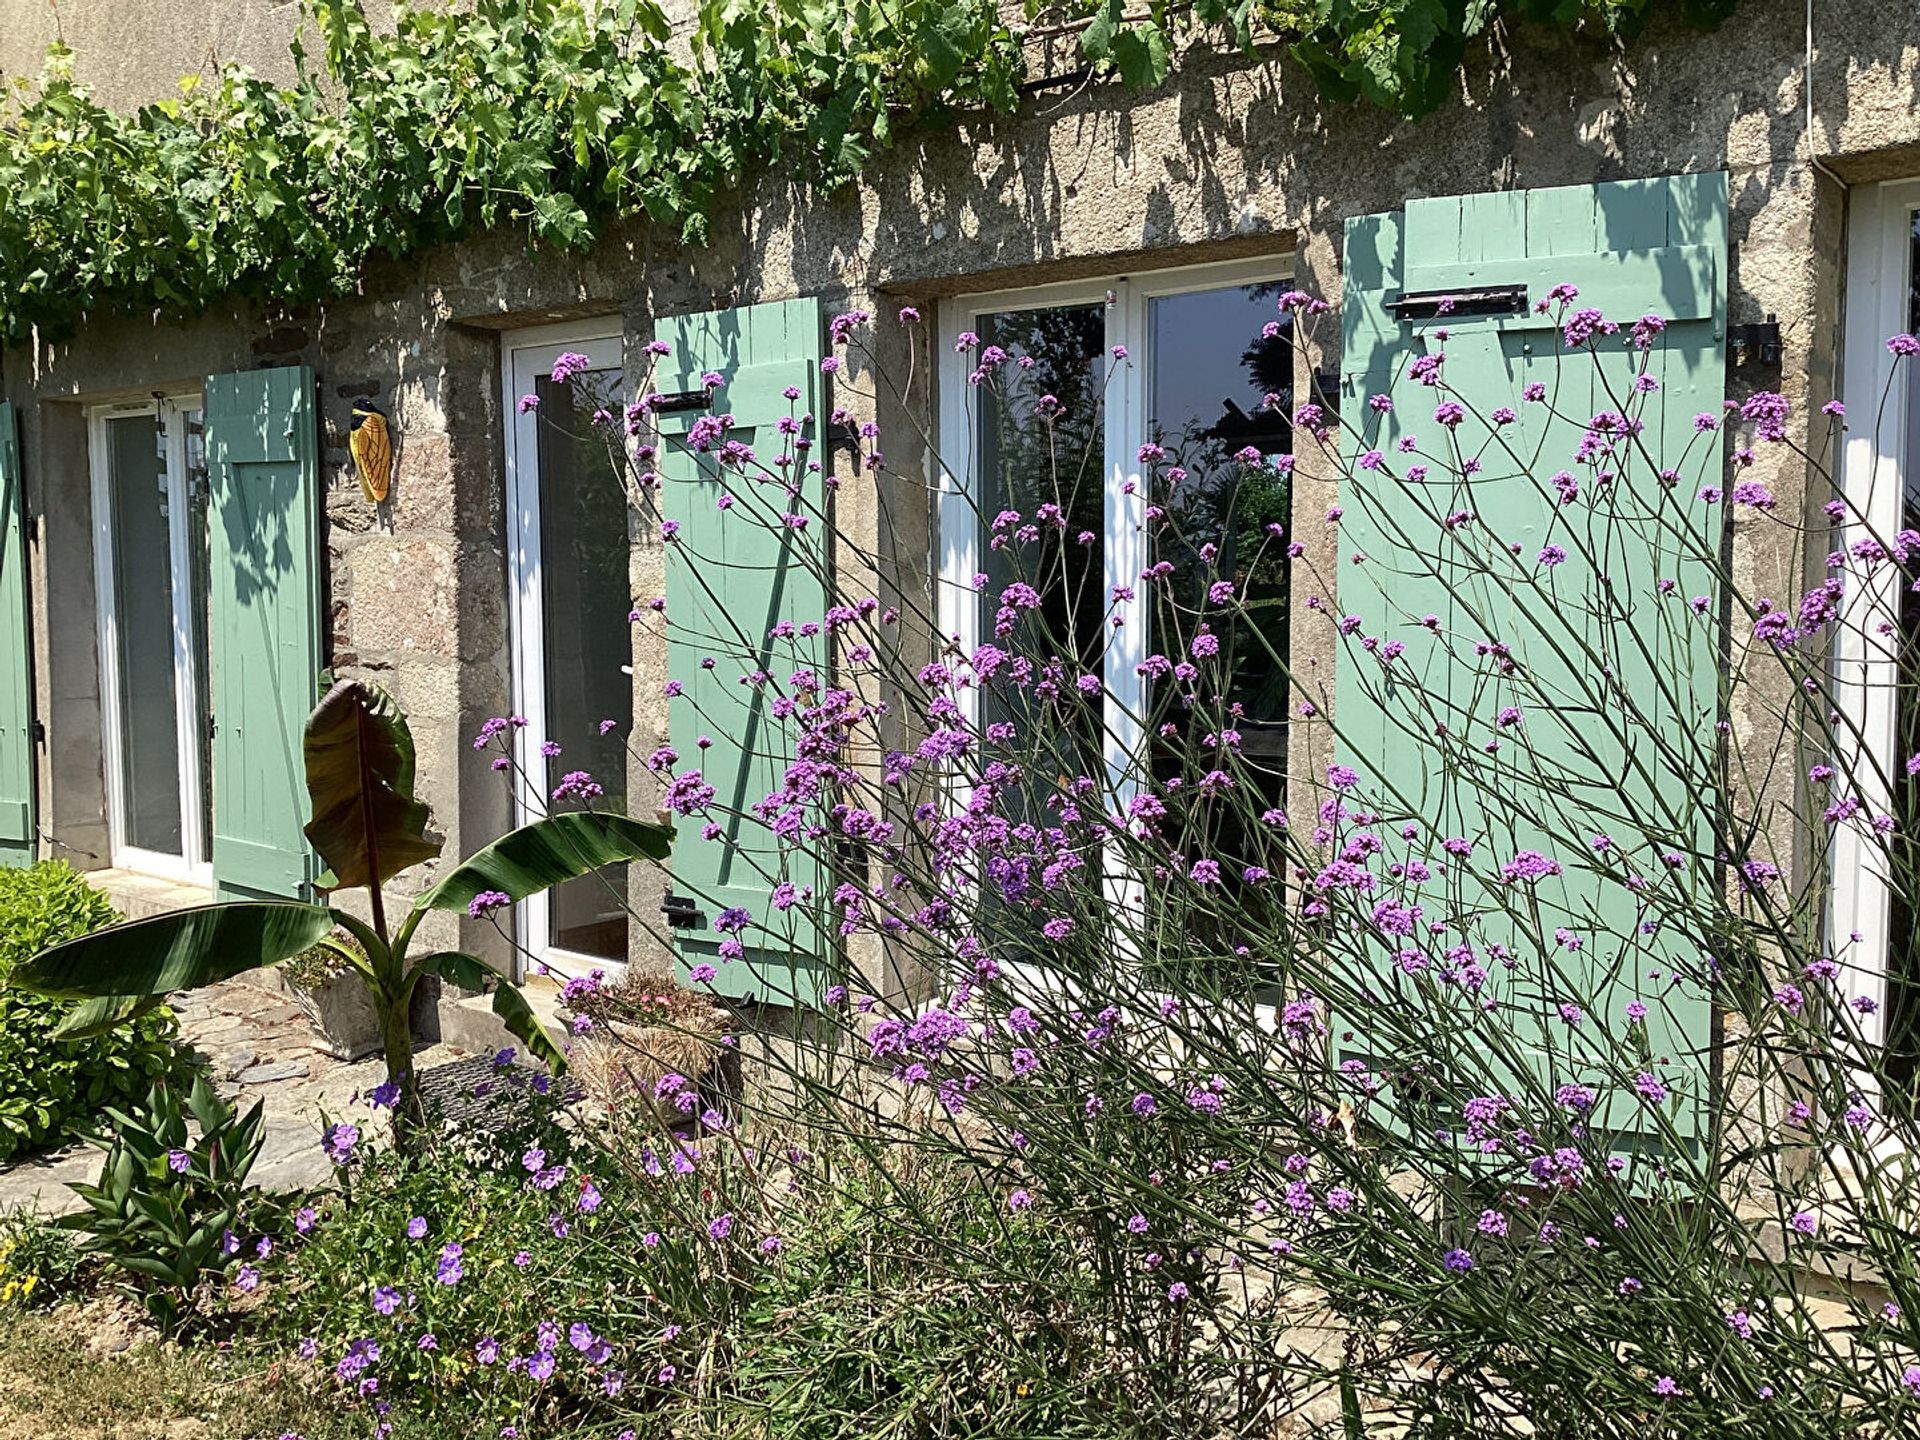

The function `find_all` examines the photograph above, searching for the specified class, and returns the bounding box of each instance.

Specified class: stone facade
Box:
[3,1,1919,1008]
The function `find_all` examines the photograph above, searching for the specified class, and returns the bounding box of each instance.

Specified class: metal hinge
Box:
[825,417,860,460]
[662,892,703,929]
[1388,284,1529,322]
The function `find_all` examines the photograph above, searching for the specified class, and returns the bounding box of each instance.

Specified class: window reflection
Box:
[974,304,1109,809]
[1889,215,1920,1085]
[1148,285,1294,740]
[536,368,632,960]
[106,413,185,856]
[1143,282,1294,988]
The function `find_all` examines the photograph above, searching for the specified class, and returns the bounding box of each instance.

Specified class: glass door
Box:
[504,328,632,976]
[90,396,212,883]
[936,258,1295,987]
[1836,178,1920,1094]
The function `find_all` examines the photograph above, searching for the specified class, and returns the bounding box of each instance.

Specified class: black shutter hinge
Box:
[29,719,45,747]
[826,417,860,461]
[1309,369,1340,420]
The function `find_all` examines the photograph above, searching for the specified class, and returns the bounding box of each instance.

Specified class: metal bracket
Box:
[1387,284,1529,322]
[825,417,860,461]
[1728,314,1782,368]
[662,893,704,929]
[1309,369,1341,420]
[651,389,712,415]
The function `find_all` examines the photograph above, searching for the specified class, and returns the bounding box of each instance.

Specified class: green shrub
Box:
[0,1208,83,1309]
[66,1073,271,1331]
[259,1075,1150,1439]
[0,862,183,1159]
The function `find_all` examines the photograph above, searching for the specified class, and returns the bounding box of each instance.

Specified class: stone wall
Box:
[4,0,1920,995]
[0,0,393,112]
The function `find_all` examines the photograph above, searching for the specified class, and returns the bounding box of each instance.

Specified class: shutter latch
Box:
[662,892,703,928]
[1727,314,1782,369]
[1387,284,1529,322]
[651,390,713,415]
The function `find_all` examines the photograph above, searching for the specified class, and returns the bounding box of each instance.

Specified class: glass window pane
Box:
[536,369,631,959]
[1147,283,1293,741]
[974,303,1108,810]
[184,408,212,853]
[1142,282,1293,985]
[1889,214,1920,1084]
[105,413,185,856]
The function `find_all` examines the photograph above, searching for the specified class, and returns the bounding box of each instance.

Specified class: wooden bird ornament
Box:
[349,401,393,505]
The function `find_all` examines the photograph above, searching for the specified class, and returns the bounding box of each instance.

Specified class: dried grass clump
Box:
[563,967,734,1121]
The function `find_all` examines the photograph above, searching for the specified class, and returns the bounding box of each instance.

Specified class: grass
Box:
[0,1303,462,1440]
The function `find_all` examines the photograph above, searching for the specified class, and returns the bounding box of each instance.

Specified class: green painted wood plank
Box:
[0,403,33,867]
[206,366,321,901]
[1400,244,1719,326]
[657,299,833,1007]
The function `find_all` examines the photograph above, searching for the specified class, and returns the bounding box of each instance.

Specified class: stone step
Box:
[87,867,213,922]
[433,975,569,1061]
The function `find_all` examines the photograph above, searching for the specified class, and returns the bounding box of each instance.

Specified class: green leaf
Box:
[14,902,337,999]
[303,678,443,890]
[1109,24,1171,87]
[411,950,565,1073]
[52,993,167,1039]
[490,977,568,1075]
[411,950,497,993]
[917,5,974,89]
[415,812,670,915]
[1081,0,1123,61]
[112,1253,187,1281]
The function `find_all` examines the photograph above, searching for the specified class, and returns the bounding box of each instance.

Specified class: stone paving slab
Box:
[0,978,472,1217]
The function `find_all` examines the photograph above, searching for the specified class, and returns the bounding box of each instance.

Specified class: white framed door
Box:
[934,255,1297,958]
[90,395,213,886]
[503,323,632,979]
[1834,178,1920,1087]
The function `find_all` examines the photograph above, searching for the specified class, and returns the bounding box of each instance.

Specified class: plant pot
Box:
[291,971,383,1060]
[574,1013,738,1122]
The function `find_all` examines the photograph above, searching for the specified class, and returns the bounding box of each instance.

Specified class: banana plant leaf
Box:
[413,951,568,1073]
[52,993,169,1040]
[304,679,443,890]
[416,812,670,915]
[14,901,336,999]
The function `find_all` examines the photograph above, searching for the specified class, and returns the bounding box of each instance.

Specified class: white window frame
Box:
[89,394,212,887]
[502,321,627,981]
[935,253,1294,949]
[1833,178,1920,1074]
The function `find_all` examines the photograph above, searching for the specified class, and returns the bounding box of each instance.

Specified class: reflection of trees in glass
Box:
[536,369,633,958]
[1892,526,1920,1092]
[976,305,1108,805]
[1142,296,1293,990]
[1889,227,1920,1090]
[979,305,1107,669]
[1150,307,1292,732]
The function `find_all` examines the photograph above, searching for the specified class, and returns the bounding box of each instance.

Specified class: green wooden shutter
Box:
[1336,175,1727,1159]
[0,404,34,868]
[657,298,833,1006]
[206,367,322,900]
